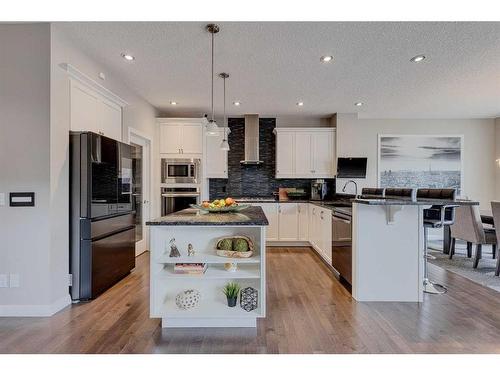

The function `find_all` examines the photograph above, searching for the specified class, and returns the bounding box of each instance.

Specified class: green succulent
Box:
[217,238,233,251]
[222,282,241,298]
[233,238,249,252]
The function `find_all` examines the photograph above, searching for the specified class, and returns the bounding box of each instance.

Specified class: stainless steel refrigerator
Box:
[69,131,136,301]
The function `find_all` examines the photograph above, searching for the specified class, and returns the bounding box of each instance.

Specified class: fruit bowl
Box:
[190,203,250,213]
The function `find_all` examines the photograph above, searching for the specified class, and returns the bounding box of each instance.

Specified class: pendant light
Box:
[206,24,219,136]
[219,73,230,151]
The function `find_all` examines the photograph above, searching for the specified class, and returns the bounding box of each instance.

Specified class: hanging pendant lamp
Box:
[219,73,230,151]
[206,24,219,136]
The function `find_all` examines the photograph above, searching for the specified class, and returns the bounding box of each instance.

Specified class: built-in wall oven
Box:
[161,187,200,216]
[331,207,352,285]
[161,158,200,184]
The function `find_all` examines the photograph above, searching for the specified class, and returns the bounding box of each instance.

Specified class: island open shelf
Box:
[147,207,268,328]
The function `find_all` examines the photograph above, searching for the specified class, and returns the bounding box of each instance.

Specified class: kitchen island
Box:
[351,198,478,302]
[146,206,268,327]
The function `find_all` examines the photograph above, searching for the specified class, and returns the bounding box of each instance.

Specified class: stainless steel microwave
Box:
[161,158,200,184]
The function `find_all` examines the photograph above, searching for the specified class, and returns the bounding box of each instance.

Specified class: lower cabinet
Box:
[249,202,331,263]
[278,203,299,241]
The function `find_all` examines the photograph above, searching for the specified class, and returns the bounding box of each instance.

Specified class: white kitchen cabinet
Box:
[248,203,278,241]
[275,131,295,177]
[308,204,332,263]
[274,128,336,178]
[160,124,183,154]
[312,132,335,177]
[158,119,204,155]
[294,133,313,176]
[278,203,299,241]
[205,129,228,178]
[318,207,332,262]
[298,203,309,241]
[308,204,319,249]
[70,80,123,141]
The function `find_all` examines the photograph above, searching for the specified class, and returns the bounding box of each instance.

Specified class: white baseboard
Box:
[267,241,310,247]
[0,293,71,317]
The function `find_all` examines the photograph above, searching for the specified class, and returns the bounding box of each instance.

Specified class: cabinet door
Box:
[320,208,332,262]
[181,124,203,154]
[312,131,334,177]
[260,203,279,241]
[276,132,295,177]
[205,130,228,178]
[160,125,182,154]
[278,203,298,241]
[295,132,313,177]
[308,204,318,248]
[98,99,122,141]
[298,203,309,241]
[70,82,99,133]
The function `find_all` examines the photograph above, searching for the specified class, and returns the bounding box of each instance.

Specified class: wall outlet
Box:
[0,193,5,206]
[9,274,20,288]
[0,274,8,288]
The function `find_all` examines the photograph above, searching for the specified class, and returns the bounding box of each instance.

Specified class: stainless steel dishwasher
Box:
[331,207,352,285]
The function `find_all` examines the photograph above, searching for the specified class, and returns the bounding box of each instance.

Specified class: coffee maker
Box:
[310,179,328,200]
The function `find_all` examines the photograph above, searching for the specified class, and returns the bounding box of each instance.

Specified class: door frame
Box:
[128,127,152,256]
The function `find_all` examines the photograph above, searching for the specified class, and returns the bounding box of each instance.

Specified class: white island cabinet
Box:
[147,206,268,328]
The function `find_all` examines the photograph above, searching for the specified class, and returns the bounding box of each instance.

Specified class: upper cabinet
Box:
[205,128,228,178]
[157,118,204,156]
[64,64,126,141]
[274,128,336,178]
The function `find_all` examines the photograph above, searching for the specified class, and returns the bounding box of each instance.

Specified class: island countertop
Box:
[146,206,269,226]
[352,198,479,206]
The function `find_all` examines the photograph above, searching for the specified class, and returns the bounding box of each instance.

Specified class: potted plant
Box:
[223,282,241,307]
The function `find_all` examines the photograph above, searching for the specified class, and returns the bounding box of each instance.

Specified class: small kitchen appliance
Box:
[310,179,328,201]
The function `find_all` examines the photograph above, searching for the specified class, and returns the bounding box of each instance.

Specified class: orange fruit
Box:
[225,197,235,206]
[202,201,210,208]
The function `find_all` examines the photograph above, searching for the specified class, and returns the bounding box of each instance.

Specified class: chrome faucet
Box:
[342,180,358,197]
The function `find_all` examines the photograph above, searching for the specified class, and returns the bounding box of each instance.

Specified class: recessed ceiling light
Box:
[233,101,241,106]
[121,53,135,61]
[297,102,304,107]
[320,55,334,63]
[170,101,177,105]
[354,102,363,107]
[410,54,426,63]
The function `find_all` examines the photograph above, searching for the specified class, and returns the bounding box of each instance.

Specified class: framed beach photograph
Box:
[377,135,464,193]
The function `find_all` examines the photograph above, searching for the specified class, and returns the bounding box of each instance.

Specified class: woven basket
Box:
[215,235,254,258]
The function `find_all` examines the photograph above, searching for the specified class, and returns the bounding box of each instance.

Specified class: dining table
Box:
[442,210,494,254]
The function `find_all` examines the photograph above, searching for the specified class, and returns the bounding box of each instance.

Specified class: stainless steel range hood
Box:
[240,114,263,165]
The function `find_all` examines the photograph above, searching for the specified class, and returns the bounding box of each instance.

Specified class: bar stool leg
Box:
[423,226,447,294]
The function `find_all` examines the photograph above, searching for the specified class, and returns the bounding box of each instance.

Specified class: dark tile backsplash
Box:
[209,118,335,199]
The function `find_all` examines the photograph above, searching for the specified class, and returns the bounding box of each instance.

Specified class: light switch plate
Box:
[9,274,20,288]
[0,274,8,288]
[0,193,5,206]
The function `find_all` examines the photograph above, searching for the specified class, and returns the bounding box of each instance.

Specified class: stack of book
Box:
[174,263,207,275]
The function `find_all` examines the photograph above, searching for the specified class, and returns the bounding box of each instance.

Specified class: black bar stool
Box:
[417,188,458,294]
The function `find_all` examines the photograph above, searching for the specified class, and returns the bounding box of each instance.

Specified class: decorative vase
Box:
[227,296,237,307]
[240,287,258,312]
[175,289,200,310]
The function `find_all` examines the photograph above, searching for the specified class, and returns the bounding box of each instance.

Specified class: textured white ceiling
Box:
[58,22,500,119]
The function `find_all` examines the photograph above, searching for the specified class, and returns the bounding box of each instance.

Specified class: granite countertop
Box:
[353,198,479,206]
[146,206,269,226]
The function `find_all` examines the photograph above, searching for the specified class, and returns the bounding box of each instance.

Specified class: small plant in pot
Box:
[223,282,241,307]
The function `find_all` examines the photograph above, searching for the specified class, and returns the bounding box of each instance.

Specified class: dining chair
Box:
[490,202,500,276]
[449,205,497,270]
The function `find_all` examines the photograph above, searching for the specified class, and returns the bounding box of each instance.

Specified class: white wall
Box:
[0,23,159,316]
[49,24,160,311]
[0,24,54,314]
[336,113,496,209]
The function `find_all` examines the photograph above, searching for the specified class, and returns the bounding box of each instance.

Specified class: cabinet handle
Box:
[320,211,324,220]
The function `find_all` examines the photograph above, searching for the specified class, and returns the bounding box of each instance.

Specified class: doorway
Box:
[128,128,152,256]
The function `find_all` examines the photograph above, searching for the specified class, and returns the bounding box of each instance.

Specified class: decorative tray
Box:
[190,204,250,213]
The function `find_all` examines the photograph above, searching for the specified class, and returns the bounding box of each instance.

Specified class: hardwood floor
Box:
[1,247,500,354]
